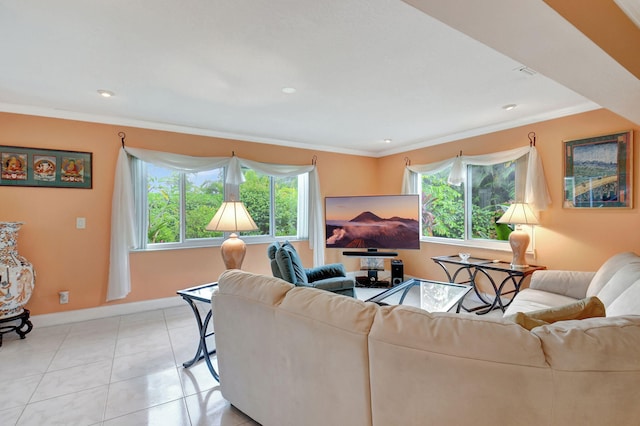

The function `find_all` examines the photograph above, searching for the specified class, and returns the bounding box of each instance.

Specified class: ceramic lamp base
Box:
[220,233,247,270]
[508,228,530,269]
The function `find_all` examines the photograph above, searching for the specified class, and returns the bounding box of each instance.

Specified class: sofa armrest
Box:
[306,263,346,282]
[529,270,595,300]
[310,276,355,292]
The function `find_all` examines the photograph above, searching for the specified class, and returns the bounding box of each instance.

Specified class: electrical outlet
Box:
[59,291,69,304]
[76,217,86,229]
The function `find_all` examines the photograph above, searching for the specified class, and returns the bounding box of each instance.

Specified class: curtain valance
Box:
[402,146,551,211]
[108,147,322,301]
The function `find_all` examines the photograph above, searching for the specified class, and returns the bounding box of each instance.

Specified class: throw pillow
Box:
[505,296,606,330]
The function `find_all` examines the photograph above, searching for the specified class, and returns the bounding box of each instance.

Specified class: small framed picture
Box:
[2,152,28,181]
[563,131,632,209]
[0,146,92,189]
[33,155,56,182]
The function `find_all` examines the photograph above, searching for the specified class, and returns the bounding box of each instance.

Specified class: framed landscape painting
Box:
[0,146,92,189]
[563,131,632,209]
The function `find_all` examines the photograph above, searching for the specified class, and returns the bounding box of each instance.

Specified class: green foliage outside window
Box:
[470,162,515,240]
[185,173,224,239]
[239,170,270,236]
[421,161,516,241]
[274,176,298,236]
[239,170,299,237]
[421,171,464,238]
[146,166,299,244]
[148,172,180,243]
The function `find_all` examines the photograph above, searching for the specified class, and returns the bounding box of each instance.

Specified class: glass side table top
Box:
[177,282,218,303]
[366,278,471,313]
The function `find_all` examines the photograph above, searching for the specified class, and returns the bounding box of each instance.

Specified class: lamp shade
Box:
[496,203,539,226]
[206,201,258,233]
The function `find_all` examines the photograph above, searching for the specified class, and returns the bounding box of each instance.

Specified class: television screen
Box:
[325,194,420,250]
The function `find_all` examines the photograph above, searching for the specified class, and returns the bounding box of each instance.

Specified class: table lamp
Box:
[206,201,258,269]
[496,202,539,269]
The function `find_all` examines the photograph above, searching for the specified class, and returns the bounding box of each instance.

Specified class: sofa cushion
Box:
[216,268,294,305]
[606,279,640,316]
[530,316,640,425]
[213,270,295,425]
[276,287,377,426]
[594,263,640,307]
[503,288,579,316]
[267,242,283,279]
[267,241,279,260]
[368,305,550,426]
[505,296,606,330]
[305,263,346,282]
[586,252,640,298]
[532,315,640,370]
[275,242,309,284]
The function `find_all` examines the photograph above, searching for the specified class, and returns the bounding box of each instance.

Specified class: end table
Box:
[432,255,546,314]
[177,283,219,381]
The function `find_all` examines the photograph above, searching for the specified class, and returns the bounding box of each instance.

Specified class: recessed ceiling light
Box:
[97,89,115,98]
[502,104,517,111]
[383,139,392,144]
[281,87,296,94]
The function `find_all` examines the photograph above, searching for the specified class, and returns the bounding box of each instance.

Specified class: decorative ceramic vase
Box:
[0,222,35,319]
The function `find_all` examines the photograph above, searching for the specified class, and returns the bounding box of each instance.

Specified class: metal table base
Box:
[177,283,219,381]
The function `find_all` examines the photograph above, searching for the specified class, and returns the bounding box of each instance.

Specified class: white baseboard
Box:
[30,296,185,328]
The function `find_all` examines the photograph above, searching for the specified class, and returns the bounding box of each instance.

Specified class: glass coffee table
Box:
[366,278,471,313]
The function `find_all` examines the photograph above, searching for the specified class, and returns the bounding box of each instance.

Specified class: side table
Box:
[177,283,219,381]
[432,255,546,314]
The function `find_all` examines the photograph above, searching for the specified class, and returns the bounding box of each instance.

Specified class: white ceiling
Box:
[1,0,636,157]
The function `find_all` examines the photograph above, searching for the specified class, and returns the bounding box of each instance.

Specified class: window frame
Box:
[419,156,534,253]
[134,160,307,251]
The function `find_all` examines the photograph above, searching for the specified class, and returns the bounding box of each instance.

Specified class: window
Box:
[420,157,526,246]
[140,162,303,248]
[238,169,300,237]
[421,168,464,239]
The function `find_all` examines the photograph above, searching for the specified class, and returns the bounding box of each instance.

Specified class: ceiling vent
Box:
[515,66,537,76]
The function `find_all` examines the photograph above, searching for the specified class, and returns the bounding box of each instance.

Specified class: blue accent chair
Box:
[267,241,355,297]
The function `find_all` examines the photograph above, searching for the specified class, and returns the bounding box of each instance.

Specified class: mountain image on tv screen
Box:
[325,195,420,250]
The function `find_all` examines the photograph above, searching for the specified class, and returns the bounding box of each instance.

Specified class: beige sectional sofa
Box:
[212,259,640,426]
[505,251,640,317]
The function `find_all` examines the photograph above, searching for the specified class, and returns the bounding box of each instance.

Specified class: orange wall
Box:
[377,109,640,285]
[0,113,376,315]
[1,109,638,314]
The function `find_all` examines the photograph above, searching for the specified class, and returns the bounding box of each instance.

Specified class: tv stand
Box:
[344,250,396,288]
[343,249,398,257]
[355,273,390,288]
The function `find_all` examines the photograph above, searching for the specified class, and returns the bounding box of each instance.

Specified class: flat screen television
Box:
[325,194,421,253]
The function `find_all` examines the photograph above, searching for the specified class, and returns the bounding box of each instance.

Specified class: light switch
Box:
[76,217,86,229]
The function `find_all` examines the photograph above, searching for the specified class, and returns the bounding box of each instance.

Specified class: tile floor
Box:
[0,300,258,426]
[0,286,501,426]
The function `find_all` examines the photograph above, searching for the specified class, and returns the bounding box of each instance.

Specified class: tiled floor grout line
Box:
[102,316,121,424]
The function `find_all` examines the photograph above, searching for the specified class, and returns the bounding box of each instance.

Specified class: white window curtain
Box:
[401,146,551,211]
[108,147,323,301]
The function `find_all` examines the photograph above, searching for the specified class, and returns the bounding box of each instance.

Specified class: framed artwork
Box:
[0,146,92,189]
[563,131,632,208]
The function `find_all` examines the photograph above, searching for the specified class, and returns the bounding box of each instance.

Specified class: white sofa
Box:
[505,251,640,317]
[212,266,640,426]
